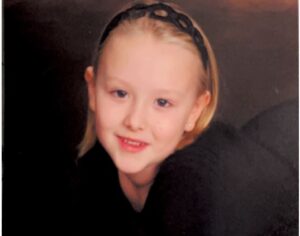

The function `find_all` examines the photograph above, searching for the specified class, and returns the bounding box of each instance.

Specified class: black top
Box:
[76,122,297,236]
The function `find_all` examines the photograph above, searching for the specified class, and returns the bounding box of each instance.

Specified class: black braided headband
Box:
[99,2,209,70]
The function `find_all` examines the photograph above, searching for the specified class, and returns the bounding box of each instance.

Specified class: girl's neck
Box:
[118,166,159,212]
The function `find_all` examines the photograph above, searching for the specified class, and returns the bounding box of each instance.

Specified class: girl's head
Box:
[79,1,218,174]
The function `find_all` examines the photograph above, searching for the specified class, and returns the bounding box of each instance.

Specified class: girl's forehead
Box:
[99,32,203,86]
[99,35,201,96]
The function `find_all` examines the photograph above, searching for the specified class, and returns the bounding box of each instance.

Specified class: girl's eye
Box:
[156,98,171,108]
[112,90,128,98]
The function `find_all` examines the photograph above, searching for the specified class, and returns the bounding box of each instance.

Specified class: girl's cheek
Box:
[96,94,123,128]
[152,115,182,138]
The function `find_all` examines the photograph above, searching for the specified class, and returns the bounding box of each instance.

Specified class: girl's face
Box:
[85,32,210,177]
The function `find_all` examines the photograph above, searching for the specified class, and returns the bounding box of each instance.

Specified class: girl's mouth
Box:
[117,135,149,153]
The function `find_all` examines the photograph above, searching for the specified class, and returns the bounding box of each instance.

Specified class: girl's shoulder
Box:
[146,121,297,235]
[157,121,246,177]
[159,121,296,183]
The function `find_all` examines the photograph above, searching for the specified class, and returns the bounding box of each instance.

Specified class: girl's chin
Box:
[115,163,147,175]
[113,158,148,175]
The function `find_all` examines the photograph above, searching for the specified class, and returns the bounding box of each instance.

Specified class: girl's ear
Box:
[85,66,96,112]
[184,90,211,132]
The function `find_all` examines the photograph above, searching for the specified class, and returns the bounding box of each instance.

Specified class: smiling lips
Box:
[117,135,149,153]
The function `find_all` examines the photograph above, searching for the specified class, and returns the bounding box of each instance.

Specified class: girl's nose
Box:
[123,102,146,131]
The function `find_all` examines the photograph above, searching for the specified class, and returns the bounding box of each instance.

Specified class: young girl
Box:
[76,1,296,235]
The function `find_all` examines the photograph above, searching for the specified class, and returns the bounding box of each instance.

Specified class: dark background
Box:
[3,0,298,235]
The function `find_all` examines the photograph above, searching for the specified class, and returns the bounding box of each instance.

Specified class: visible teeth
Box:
[124,139,143,146]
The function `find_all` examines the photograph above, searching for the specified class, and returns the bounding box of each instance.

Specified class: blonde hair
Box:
[78,0,219,157]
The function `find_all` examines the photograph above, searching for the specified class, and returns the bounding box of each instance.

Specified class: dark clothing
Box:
[76,122,297,235]
[242,99,298,177]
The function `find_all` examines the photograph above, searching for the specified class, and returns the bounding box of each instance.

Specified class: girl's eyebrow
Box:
[105,74,123,81]
[104,74,184,97]
[102,74,131,86]
[154,89,183,98]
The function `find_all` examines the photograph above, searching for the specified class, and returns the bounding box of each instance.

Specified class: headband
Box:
[99,2,209,70]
